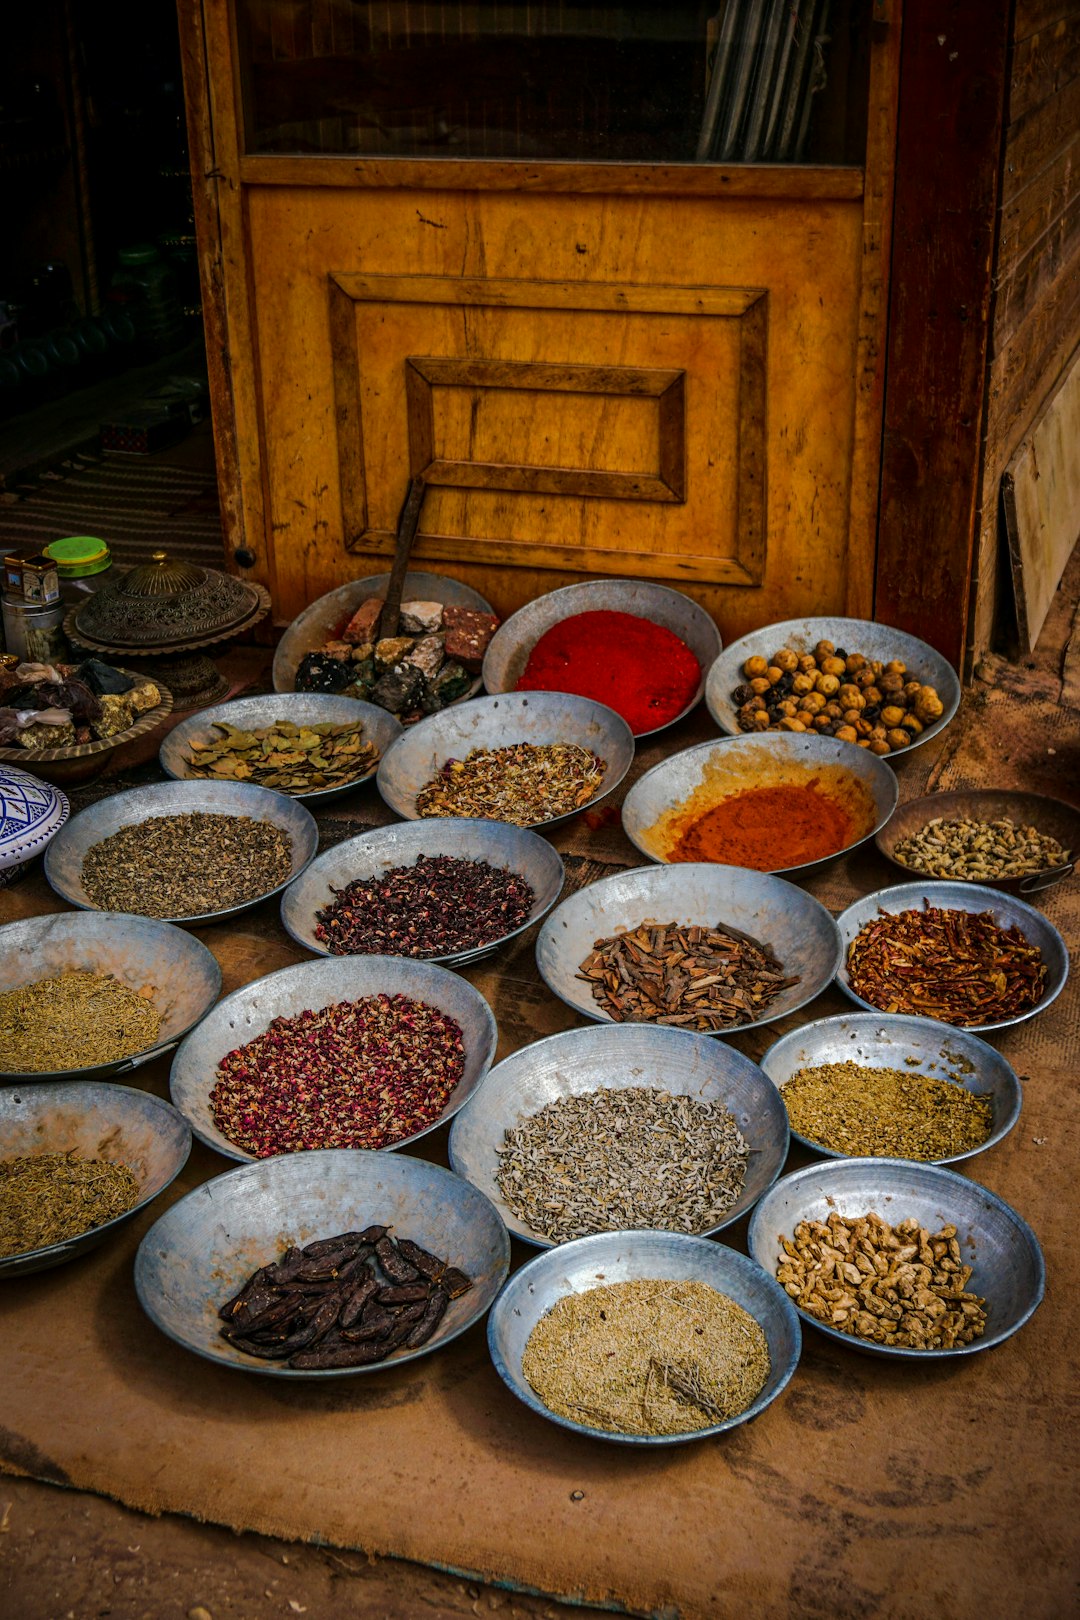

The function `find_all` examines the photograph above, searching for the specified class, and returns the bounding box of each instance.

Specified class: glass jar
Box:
[109,244,185,360]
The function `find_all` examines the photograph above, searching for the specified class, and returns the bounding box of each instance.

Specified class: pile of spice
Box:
[218,1225,472,1369]
[779,1060,993,1159]
[776,1211,988,1349]
[892,814,1070,881]
[210,992,465,1156]
[81,812,293,918]
[0,1151,140,1258]
[496,1086,749,1241]
[522,1278,770,1435]
[0,654,161,751]
[578,921,799,1030]
[0,970,160,1073]
[415,742,606,826]
[515,609,701,734]
[183,717,379,794]
[731,638,945,754]
[667,781,862,869]
[315,853,535,957]
[846,903,1047,1025]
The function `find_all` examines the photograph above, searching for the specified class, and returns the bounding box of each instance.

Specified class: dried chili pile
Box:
[210,992,465,1156]
[846,903,1047,1025]
[314,853,535,957]
[516,610,701,734]
[668,782,858,868]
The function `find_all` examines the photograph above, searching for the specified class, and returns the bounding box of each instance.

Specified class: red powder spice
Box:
[669,782,856,869]
[516,609,701,734]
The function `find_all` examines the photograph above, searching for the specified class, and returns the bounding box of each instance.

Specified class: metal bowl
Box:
[622,733,898,877]
[280,817,564,967]
[747,1158,1045,1359]
[482,579,722,739]
[448,1023,789,1247]
[488,1229,801,1444]
[272,569,495,704]
[44,779,319,926]
[876,788,1080,897]
[159,691,403,805]
[0,912,221,1083]
[169,953,498,1162]
[536,862,842,1035]
[376,691,635,830]
[0,1081,191,1278]
[134,1148,510,1377]
[834,880,1069,1032]
[705,617,961,761]
[759,1013,1022,1165]
[0,671,174,786]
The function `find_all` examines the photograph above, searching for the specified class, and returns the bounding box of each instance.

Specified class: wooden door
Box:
[181,3,900,639]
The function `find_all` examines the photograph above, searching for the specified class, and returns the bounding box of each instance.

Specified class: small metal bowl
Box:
[622,732,898,877]
[488,1229,801,1444]
[482,578,722,738]
[44,779,319,926]
[281,817,565,967]
[705,616,961,761]
[759,1013,1022,1165]
[169,953,498,1162]
[747,1158,1045,1359]
[448,1023,789,1247]
[0,1081,191,1278]
[0,911,221,1084]
[134,1148,510,1378]
[159,691,403,805]
[376,691,635,830]
[834,880,1069,1032]
[876,788,1080,897]
[536,862,842,1035]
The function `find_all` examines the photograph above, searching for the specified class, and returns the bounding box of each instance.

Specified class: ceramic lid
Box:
[0,763,69,871]
[71,549,269,651]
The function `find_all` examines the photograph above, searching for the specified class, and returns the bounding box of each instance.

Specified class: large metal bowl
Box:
[0,1080,191,1278]
[170,953,498,1162]
[0,912,221,1084]
[44,779,319,926]
[159,691,403,805]
[834,880,1069,1032]
[536,862,843,1035]
[376,691,635,830]
[747,1158,1045,1359]
[876,788,1080,897]
[448,1023,789,1247]
[134,1148,510,1378]
[705,617,961,761]
[622,732,898,877]
[272,570,495,703]
[281,817,565,968]
[488,1229,801,1444]
[482,579,722,739]
[759,1013,1022,1165]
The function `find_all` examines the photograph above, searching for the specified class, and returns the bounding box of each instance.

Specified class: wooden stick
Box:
[377,475,427,641]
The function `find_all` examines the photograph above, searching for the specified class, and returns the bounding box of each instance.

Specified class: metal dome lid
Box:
[71,550,270,652]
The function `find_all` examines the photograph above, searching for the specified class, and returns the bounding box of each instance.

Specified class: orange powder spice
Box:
[668,781,855,869]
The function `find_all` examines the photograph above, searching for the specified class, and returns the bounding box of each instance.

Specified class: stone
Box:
[399,599,444,634]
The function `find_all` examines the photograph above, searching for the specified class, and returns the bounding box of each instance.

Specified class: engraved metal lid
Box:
[70,549,270,652]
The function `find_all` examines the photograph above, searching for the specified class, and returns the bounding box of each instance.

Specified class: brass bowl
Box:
[877,789,1079,897]
[0,672,173,786]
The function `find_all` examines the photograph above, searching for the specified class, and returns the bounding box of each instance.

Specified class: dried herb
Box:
[578,921,799,1031]
[0,1151,139,1258]
[892,815,1070,881]
[0,970,160,1072]
[315,853,535,957]
[847,902,1047,1025]
[81,812,293,918]
[415,742,606,826]
[184,718,379,793]
[779,1060,993,1159]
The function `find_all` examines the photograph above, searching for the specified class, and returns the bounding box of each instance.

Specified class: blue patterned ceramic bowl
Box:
[0,763,69,873]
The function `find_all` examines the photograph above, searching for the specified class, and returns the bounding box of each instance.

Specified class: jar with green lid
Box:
[109,244,185,359]
[43,536,114,614]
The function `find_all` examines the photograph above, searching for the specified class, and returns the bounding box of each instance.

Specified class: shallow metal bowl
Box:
[376,691,635,830]
[488,1229,801,1444]
[0,911,221,1084]
[759,1012,1022,1166]
[44,779,319,926]
[281,817,564,967]
[877,788,1080,897]
[159,691,403,805]
[448,1023,789,1247]
[170,953,498,1162]
[482,579,721,739]
[705,617,961,761]
[834,880,1069,1032]
[622,732,898,877]
[134,1149,510,1378]
[536,862,842,1035]
[0,1080,191,1278]
[272,570,495,704]
[747,1158,1045,1359]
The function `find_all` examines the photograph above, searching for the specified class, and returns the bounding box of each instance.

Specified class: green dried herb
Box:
[779,1060,993,1159]
[184,718,379,793]
[0,1151,140,1258]
[0,970,160,1073]
[81,812,293,918]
